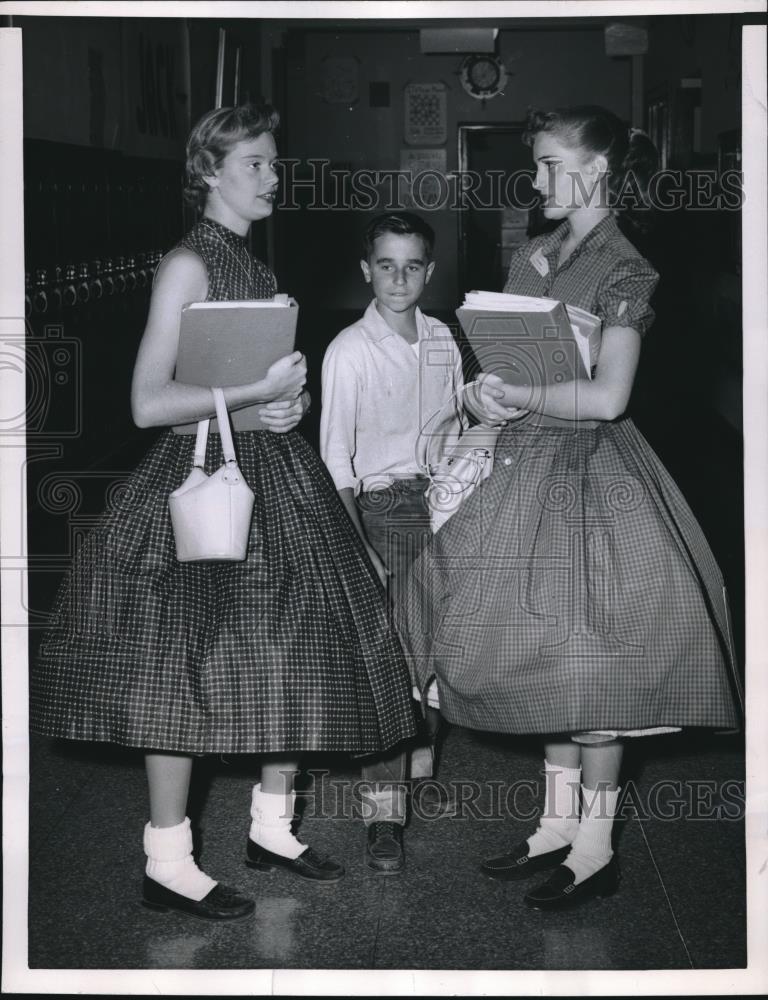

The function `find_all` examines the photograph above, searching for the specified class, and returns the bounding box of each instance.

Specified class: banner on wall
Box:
[120,20,190,160]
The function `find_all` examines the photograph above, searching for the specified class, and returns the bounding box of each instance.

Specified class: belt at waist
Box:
[356,473,429,495]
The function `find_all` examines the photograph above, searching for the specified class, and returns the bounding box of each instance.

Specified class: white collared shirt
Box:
[320,300,465,493]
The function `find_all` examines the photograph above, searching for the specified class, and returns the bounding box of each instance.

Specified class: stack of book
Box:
[173,296,299,434]
[455,291,602,427]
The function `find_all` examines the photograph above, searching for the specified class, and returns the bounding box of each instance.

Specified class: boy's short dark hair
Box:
[362,212,435,261]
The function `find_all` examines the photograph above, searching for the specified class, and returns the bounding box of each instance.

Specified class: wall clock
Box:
[458,54,508,100]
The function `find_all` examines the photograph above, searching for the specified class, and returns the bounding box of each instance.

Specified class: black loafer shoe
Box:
[524,858,621,910]
[365,821,405,875]
[245,839,344,883]
[141,877,255,920]
[412,778,459,820]
[481,841,571,881]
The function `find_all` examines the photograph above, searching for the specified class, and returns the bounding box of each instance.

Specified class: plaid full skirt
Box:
[32,429,417,754]
[402,418,742,736]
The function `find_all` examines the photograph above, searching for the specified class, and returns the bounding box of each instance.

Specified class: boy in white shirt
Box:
[321,212,464,874]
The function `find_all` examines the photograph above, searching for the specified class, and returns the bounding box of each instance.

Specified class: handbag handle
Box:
[191,387,237,469]
[416,380,480,474]
[419,377,534,474]
[211,386,238,463]
[192,418,210,469]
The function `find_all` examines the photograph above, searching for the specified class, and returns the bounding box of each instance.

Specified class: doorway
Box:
[457,123,543,294]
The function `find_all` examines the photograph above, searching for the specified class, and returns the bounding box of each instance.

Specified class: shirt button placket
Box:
[543,251,556,296]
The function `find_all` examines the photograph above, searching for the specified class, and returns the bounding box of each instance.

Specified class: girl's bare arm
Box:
[131,249,306,428]
[470,325,642,424]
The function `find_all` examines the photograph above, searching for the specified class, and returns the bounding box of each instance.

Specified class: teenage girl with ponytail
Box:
[403,105,741,909]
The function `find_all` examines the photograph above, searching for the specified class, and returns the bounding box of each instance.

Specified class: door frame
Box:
[457,122,528,293]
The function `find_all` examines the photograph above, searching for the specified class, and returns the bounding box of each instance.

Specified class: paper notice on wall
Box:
[404,82,447,145]
[321,55,360,105]
[400,148,448,208]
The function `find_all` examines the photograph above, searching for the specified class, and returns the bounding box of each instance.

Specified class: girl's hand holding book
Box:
[465,374,525,426]
[258,393,307,434]
[260,351,307,401]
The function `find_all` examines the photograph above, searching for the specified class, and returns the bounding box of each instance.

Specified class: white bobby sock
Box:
[526,761,581,857]
[143,817,217,902]
[564,784,620,884]
[249,783,304,860]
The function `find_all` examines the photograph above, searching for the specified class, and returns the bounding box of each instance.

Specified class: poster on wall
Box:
[404,82,447,145]
[120,20,190,159]
[321,55,359,104]
[399,148,448,208]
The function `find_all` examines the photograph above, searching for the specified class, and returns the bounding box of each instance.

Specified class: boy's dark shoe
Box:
[365,821,405,874]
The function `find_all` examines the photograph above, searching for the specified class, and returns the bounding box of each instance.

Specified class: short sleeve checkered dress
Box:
[402,217,741,736]
[31,217,417,755]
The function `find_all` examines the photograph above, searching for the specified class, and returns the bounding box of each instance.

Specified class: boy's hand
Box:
[336,486,390,588]
[366,545,390,589]
[465,374,525,425]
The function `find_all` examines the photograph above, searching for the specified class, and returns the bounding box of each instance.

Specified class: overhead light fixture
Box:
[605,22,648,57]
[419,28,498,54]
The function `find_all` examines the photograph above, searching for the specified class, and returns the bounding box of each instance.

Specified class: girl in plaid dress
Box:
[404,106,741,910]
[32,104,416,920]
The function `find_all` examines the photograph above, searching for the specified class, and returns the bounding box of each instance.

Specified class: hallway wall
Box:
[278,25,631,312]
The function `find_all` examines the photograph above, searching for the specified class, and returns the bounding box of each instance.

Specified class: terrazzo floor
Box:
[25,725,746,972]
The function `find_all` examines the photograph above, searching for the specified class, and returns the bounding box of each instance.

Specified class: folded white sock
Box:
[143,817,217,902]
[564,785,620,884]
[526,762,581,857]
[249,783,304,859]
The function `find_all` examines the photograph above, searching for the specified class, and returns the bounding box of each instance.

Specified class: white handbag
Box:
[169,386,255,562]
[419,381,503,534]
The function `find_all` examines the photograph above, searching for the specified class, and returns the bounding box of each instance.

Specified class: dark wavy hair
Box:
[362,212,436,261]
[523,105,659,231]
[183,102,280,209]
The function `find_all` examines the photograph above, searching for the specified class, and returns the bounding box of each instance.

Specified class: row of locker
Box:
[25,253,163,319]
[24,138,187,295]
